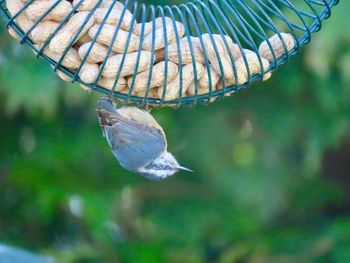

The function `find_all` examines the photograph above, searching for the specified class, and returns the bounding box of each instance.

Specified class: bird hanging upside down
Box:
[97,98,192,180]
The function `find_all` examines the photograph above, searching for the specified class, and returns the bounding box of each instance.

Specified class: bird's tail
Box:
[98,97,117,113]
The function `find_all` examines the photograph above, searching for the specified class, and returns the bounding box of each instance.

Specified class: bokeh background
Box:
[1,1,350,262]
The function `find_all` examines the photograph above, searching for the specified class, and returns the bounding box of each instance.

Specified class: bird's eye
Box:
[155,164,172,171]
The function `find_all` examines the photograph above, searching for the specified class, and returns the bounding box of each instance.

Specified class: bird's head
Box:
[137,151,193,180]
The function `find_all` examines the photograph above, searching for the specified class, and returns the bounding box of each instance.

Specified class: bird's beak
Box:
[178,166,193,173]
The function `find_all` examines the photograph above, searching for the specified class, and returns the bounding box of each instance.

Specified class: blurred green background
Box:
[1,1,350,262]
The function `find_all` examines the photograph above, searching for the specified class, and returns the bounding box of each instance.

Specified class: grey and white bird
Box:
[97,98,192,180]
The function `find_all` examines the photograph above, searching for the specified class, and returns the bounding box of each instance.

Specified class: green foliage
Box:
[1,3,350,263]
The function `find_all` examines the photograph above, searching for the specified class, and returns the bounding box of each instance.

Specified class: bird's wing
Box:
[102,116,166,172]
[116,107,168,148]
[97,109,120,126]
[116,107,166,138]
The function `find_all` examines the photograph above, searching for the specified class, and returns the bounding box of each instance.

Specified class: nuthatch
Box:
[97,98,192,180]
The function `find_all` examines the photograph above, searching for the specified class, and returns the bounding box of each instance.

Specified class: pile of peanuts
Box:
[6,0,296,102]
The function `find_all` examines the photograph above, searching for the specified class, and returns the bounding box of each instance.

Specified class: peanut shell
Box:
[50,12,95,54]
[158,62,205,101]
[94,7,134,31]
[88,24,139,53]
[73,0,100,11]
[36,44,82,69]
[98,77,126,92]
[6,0,34,34]
[25,0,73,22]
[168,37,205,65]
[31,20,60,43]
[259,33,296,62]
[134,17,173,36]
[127,61,178,92]
[78,41,112,63]
[143,21,185,51]
[102,51,153,78]
[79,63,99,83]
[202,34,235,80]
[198,66,220,91]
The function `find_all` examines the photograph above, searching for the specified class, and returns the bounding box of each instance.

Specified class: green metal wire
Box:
[0,0,339,107]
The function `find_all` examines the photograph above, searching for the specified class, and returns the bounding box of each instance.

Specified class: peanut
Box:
[187,81,217,96]
[198,66,220,91]
[54,67,72,81]
[224,89,236,97]
[50,12,95,54]
[102,51,153,78]
[119,88,130,95]
[75,33,92,46]
[216,81,247,99]
[99,0,130,10]
[231,48,258,60]
[259,33,296,62]
[57,71,72,81]
[216,79,237,99]
[158,62,204,101]
[88,24,139,53]
[217,53,271,88]
[153,48,165,63]
[241,49,257,56]
[79,62,99,83]
[216,78,232,91]
[127,61,178,92]
[168,37,205,65]
[186,82,199,97]
[202,34,235,79]
[98,77,126,92]
[94,7,134,31]
[235,53,271,84]
[230,43,249,60]
[134,16,173,36]
[134,88,159,98]
[25,0,73,22]
[73,0,99,11]
[8,28,20,40]
[36,44,82,69]
[6,0,34,34]
[79,83,91,91]
[31,20,59,43]
[143,21,185,51]
[99,0,114,8]
[78,41,112,63]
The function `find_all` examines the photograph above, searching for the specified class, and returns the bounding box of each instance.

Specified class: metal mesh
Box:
[0,0,339,107]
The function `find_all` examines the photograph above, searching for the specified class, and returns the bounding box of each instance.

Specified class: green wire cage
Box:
[0,0,339,107]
